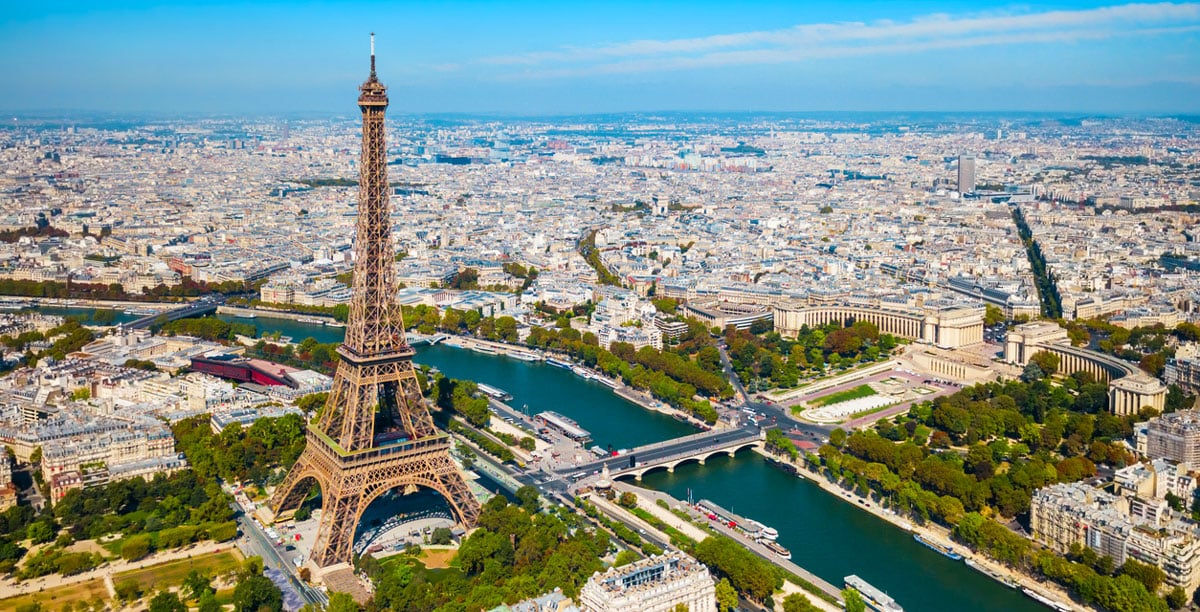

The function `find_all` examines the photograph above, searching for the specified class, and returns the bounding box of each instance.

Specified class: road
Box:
[231,502,327,609]
[588,495,672,552]
[716,342,833,442]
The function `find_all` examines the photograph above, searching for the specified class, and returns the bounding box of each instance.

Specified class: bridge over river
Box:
[557,425,763,481]
[123,300,219,330]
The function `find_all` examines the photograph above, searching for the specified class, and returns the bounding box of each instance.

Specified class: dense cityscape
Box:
[2,3,1200,612]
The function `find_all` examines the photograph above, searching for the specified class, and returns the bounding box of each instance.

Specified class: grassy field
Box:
[114,549,243,591]
[814,384,876,407]
[420,548,457,569]
[0,577,109,610]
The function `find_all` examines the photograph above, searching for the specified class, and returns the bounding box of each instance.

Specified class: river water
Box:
[36,307,1044,612]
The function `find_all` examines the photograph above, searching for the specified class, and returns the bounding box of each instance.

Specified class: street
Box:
[230,502,327,609]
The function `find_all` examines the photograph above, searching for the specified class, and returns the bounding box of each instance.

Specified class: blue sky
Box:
[1,1,1198,114]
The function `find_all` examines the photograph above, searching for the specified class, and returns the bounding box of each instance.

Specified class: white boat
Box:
[507,350,540,362]
[759,525,779,541]
[593,375,619,389]
[296,317,325,325]
[845,575,903,612]
[476,383,513,401]
[235,312,257,319]
[760,539,791,560]
[325,321,344,328]
[1021,587,1072,612]
[471,344,498,355]
[571,365,594,380]
[545,358,572,369]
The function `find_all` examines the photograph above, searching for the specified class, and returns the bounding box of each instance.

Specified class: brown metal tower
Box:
[269,34,480,568]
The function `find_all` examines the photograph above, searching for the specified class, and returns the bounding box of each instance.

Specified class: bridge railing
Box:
[624,425,757,454]
[564,427,761,474]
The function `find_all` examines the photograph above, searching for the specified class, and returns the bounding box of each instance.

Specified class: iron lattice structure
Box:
[269,37,480,568]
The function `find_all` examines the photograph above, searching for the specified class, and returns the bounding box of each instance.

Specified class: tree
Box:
[232,574,283,612]
[114,578,143,602]
[1020,362,1046,383]
[842,588,867,612]
[149,592,186,612]
[326,592,359,612]
[430,527,453,546]
[984,304,1005,326]
[1028,351,1060,377]
[515,485,541,514]
[782,593,820,612]
[183,569,214,601]
[1166,586,1187,609]
[829,428,847,449]
[618,492,638,509]
[1120,558,1165,593]
[26,521,54,544]
[294,506,312,522]
[614,550,639,567]
[197,591,222,612]
[121,534,152,562]
[715,578,739,612]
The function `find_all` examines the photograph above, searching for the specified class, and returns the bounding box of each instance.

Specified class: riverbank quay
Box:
[217,305,337,325]
[608,479,842,606]
[22,297,183,310]
[592,485,842,612]
[765,447,1088,611]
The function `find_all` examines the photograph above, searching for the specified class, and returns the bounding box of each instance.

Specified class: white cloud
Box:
[479,2,1200,79]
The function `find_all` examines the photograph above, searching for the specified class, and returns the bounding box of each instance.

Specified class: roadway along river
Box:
[40,308,1046,612]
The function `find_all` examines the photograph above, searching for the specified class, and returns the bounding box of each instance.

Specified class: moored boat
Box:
[913,533,963,561]
[845,575,904,612]
[759,538,791,560]
[476,382,513,401]
[1021,587,1073,612]
[545,357,572,369]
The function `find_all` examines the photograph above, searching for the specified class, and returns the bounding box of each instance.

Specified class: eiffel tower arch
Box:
[269,35,480,568]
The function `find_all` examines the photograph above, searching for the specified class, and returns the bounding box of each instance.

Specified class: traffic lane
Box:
[232,506,324,608]
[593,500,671,551]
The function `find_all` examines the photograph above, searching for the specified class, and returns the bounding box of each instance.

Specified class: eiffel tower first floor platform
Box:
[266,425,482,568]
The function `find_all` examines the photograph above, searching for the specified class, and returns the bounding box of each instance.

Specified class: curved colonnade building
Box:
[1005,321,1167,415]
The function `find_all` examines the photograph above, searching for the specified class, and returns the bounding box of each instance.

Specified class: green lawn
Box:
[0,577,109,610]
[114,549,242,591]
[814,384,877,407]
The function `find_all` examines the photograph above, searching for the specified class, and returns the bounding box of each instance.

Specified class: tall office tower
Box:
[958,154,976,194]
[269,34,480,568]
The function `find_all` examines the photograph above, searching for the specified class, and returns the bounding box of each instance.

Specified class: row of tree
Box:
[725,320,898,389]
[158,315,256,342]
[367,495,610,611]
[171,413,306,486]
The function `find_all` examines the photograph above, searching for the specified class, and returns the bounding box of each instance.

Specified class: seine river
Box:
[38,307,1045,611]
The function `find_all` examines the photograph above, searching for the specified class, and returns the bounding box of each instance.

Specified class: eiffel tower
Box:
[269,34,480,568]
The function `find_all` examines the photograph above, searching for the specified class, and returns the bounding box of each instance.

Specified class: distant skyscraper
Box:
[958,154,976,194]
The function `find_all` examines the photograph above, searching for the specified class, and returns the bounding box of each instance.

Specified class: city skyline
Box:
[2,1,1199,115]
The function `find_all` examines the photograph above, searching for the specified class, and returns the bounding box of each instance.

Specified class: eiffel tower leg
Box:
[427,454,481,526]
[310,480,362,567]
